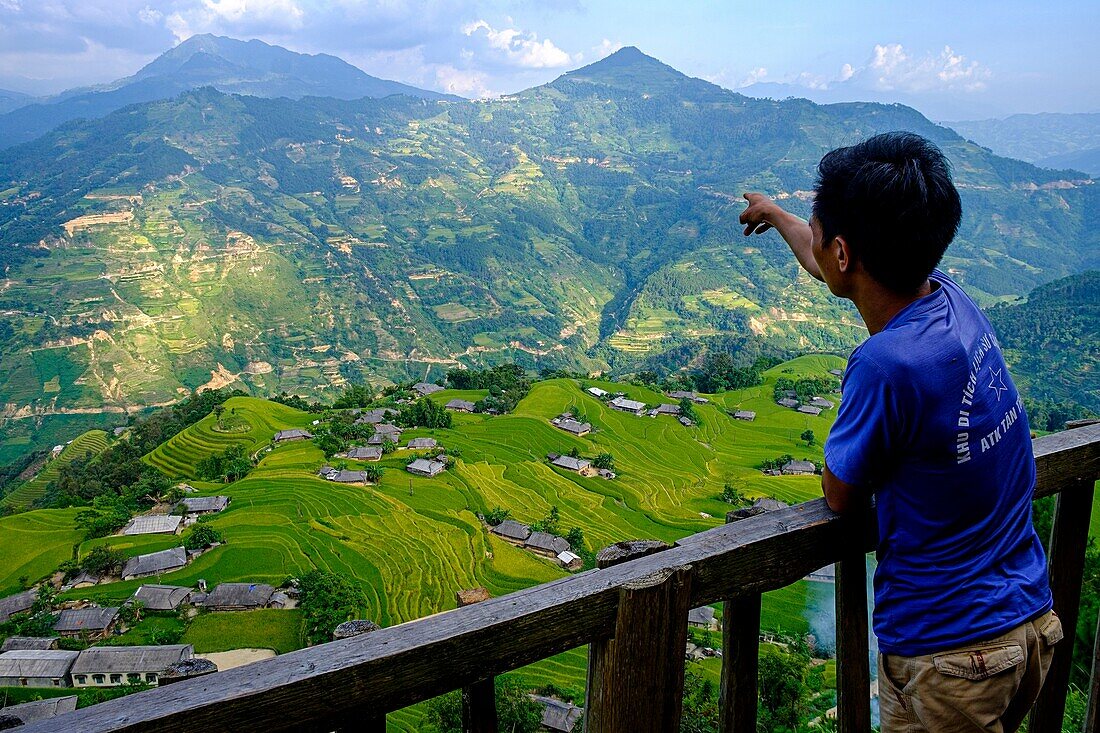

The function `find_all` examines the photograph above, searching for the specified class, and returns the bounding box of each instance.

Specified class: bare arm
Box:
[821,464,870,514]
[739,193,823,282]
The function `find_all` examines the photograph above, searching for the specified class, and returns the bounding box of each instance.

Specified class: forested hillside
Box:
[1,47,1096,460]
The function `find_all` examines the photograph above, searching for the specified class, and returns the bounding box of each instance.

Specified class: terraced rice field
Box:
[2,430,109,510]
[18,356,845,725]
[0,508,83,596]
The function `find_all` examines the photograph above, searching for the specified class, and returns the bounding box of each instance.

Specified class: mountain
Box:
[0,88,31,115]
[944,113,1100,176]
[0,34,453,150]
[988,271,1100,415]
[0,46,1096,441]
[739,81,1008,122]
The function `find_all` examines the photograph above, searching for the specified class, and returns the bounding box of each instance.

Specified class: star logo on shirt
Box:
[988,368,1008,401]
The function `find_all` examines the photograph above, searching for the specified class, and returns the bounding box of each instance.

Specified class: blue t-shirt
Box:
[825,269,1051,656]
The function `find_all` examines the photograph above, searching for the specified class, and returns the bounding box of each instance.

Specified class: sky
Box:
[0,0,1096,120]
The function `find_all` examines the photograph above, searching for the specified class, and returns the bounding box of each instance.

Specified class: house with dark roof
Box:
[129,585,192,612]
[609,396,646,415]
[412,382,444,397]
[121,547,188,581]
[0,590,36,623]
[445,398,476,412]
[407,458,445,477]
[177,496,230,514]
[354,408,397,425]
[586,386,608,398]
[810,397,835,410]
[524,532,571,559]
[1,637,58,653]
[347,446,383,461]
[121,514,183,536]
[0,650,79,688]
[368,424,403,445]
[776,398,800,409]
[733,410,756,421]
[797,405,822,416]
[489,520,531,545]
[655,404,681,416]
[406,437,438,450]
[202,583,276,611]
[531,695,584,733]
[70,645,193,688]
[829,368,844,377]
[551,415,592,436]
[53,607,120,640]
[549,455,594,476]
[273,428,313,442]
[0,695,77,723]
[688,606,718,630]
[782,460,817,476]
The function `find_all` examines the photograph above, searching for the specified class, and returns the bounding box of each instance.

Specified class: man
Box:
[740,132,1060,732]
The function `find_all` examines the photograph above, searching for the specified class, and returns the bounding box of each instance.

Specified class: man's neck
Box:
[852,278,934,335]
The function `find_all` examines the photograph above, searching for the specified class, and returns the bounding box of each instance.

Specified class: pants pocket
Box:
[1039,612,1064,646]
[932,643,1025,681]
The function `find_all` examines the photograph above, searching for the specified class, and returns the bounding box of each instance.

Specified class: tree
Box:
[185,523,224,550]
[213,404,225,429]
[297,570,364,645]
[485,506,510,526]
[565,527,585,551]
[426,678,543,733]
[680,670,719,733]
[592,453,615,470]
[118,600,145,625]
[82,546,126,577]
[800,429,815,447]
[721,482,744,505]
[531,506,560,535]
[568,447,580,459]
[362,465,383,483]
[679,398,699,425]
[757,645,813,731]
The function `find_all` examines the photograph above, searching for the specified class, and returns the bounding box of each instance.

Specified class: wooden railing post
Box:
[719,508,761,733]
[585,540,691,733]
[835,555,871,733]
[720,594,761,732]
[457,588,497,733]
[1031,478,1095,733]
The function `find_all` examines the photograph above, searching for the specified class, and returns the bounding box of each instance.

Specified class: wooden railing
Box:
[22,424,1100,733]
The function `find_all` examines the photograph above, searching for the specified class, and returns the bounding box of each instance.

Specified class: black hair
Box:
[812,132,962,294]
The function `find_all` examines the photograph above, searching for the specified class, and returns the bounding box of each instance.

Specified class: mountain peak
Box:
[563,46,684,81]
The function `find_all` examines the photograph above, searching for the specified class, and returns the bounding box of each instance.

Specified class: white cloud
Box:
[202,0,303,26]
[435,64,493,97]
[462,19,575,68]
[593,38,622,59]
[738,66,767,87]
[860,43,990,93]
[838,62,854,82]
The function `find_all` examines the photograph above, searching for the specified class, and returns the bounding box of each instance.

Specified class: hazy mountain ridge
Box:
[0,46,1096,432]
[0,34,453,150]
[945,113,1100,176]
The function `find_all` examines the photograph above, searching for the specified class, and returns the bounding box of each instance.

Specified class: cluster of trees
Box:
[296,570,365,646]
[396,398,452,430]
[271,392,325,412]
[758,455,795,473]
[773,376,837,403]
[196,444,253,483]
[447,364,532,414]
[184,521,224,551]
[426,678,544,733]
[73,471,174,539]
[312,412,377,458]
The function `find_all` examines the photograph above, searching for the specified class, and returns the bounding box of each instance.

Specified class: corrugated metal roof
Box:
[71,645,193,674]
[0,590,36,623]
[121,547,187,578]
[0,650,78,678]
[0,637,58,652]
[53,607,119,632]
[179,496,229,513]
[202,583,275,609]
[131,585,191,611]
[122,514,182,535]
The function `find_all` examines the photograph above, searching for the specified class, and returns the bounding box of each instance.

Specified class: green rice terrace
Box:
[0,429,109,511]
[0,355,843,729]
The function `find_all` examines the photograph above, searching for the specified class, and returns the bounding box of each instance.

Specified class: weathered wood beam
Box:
[835,554,871,733]
[719,593,760,733]
[458,588,497,733]
[585,565,693,732]
[1030,478,1095,733]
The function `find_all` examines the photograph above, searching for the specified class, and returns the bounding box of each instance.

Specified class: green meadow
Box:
[0,356,845,726]
[2,429,110,511]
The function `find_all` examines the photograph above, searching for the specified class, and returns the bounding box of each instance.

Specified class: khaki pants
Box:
[878,610,1063,733]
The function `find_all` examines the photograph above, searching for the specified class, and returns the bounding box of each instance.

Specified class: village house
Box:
[121,514,182,536]
[678,416,695,427]
[549,454,594,476]
[202,583,276,611]
[654,404,681,417]
[597,468,616,480]
[586,386,608,399]
[0,695,77,724]
[688,606,719,630]
[1,637,58,653]
[347,446,383,461]
[733,410,756,421]
[782,460,817,476]
[328,469,369,483]
[406,458,445,477]
[177,496,230,515]
[0,650,79,688]
[667,390,709,404]
[273,428,313,443]
[121,546,188,581]
[0,590,37,624]
[406,437,438,450]
[776,398,800,409]
[489,520,531,545]
[609,396,646,415]
[828,368,844,377]
[524,532,571,559]
[354,408,397,425]
[412,382,444,397]
[368,424,402,445]
[65,571,99,589]
[556,550,583,571]
[551,414,592,436]
[129,585,192,612]
[810,397,835,410]
[53,607,120,640]
[445,398,476,412]
[70,645,193,688]
[532,695,585,733]
[797,405,822,416]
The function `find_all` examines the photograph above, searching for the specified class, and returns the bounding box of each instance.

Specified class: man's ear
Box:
[834,235,853,273]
